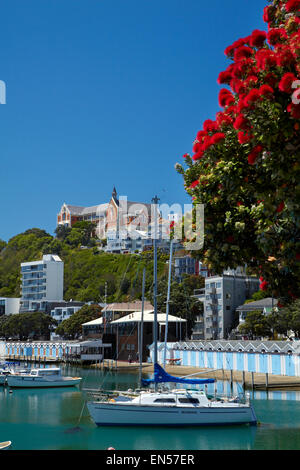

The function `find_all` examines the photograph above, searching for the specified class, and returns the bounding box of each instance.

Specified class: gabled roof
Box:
[102,301,153,312]
[111,310,186,324]
[65,203,108,216]
[236,297,278,312]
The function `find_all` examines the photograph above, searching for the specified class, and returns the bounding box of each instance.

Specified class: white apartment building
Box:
[50,305,82,324]
[0,297,20,315]
[20,255,64,313]
[203,273,260,340]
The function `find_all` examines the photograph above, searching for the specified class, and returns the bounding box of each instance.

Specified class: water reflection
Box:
[1,364,300,450]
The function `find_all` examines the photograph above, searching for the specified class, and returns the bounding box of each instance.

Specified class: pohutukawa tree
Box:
[176,0,300,304]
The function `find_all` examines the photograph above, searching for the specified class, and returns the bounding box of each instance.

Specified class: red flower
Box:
[203,119,218,132]
[189,180,200,189]
[276,202,285,213]
[250,30,267,48]
[276,45,295,68]
[260,280,269,291]
[238,131,253,144]
[218,89,233,108]
[267,28,288,46]
[183,153,189,159]
[217,70,232,85]
[192,151,204,161]
[244,75,259,89]
[202,136,213,151]
[234,114,251,131]
[248,145,263,165]
[244,89,261,106]
[286,0,300,12]
[211,132,226,144]
[287,102,300,119]
[196,130,207,142]
[224,38,249,58]
[216,112,233,127]
[259,84,274,98]
[234,46,254,62]
[263,6,271,23]
[193,142,203,153]
[255,49,277,70]
[230,79,246,94]
[279,73,297,93]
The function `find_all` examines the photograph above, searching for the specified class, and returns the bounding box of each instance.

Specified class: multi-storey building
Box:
[0,297,20,316]
[174,256,209,281]
[57,188,154,240]
[20,254,64,313]
[50,302,85,324]
[203,273,260,340]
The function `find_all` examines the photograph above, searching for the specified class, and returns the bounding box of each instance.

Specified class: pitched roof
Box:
[66,203,108,216]
[236,297,278,312]
[111,310,186,324]
[102,301,153,312]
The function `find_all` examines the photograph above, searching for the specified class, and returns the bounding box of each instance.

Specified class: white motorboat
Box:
[6,367,82,388]
[0,441,12,450]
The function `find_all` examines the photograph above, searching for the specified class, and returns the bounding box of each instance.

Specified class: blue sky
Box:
[0,0,267,241]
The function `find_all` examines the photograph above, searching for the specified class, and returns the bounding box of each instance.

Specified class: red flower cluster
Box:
[186,0,299,167]
[279,72,297,93]
[286,0,300,12]
[260,280,269,291]
[248,145,263,165]
[189,180,199,189]
[267,28,287,46]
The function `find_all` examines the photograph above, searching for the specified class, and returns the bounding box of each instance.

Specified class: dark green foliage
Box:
[54,304,102,339]
[0,312,56,340]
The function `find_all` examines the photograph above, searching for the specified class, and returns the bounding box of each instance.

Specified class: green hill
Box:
[0,228,169,303]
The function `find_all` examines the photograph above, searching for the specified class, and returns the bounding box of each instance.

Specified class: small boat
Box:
[0,441,12,450]
[6,367,82,388]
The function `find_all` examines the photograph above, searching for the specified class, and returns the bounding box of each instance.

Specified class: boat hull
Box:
[0,376,6,386]
[87,402,257,427]
[0,441,12,450]
[6,376,81,388]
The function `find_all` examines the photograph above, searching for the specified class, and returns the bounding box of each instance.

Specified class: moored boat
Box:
[86,364,257,427]
[0,441,12,450]
[6,367,82,388]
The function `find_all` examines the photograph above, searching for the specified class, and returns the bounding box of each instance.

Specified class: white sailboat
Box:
[86,196,257,427]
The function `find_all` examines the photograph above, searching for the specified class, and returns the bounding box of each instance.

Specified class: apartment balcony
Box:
[206,287,216,295]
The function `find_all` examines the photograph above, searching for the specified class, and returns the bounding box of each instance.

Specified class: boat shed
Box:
[110,310,186,362]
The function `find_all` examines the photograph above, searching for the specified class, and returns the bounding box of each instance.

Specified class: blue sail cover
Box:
[141,363,215,386]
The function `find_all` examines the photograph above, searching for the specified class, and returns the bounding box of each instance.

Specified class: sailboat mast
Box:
[138,267,146,388]
[152,195,160,385]
[163,238,173,369]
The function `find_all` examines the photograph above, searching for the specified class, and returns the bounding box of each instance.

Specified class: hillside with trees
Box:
[0,226,170,304]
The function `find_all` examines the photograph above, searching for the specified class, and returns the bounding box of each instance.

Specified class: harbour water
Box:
[1,364,300,450]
